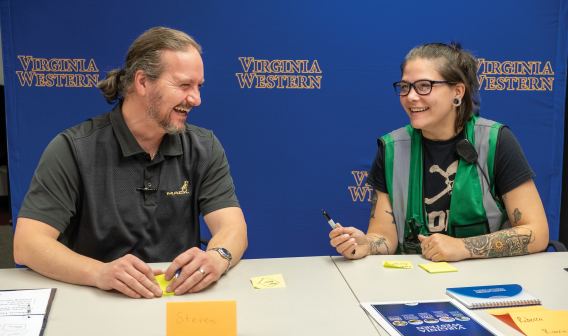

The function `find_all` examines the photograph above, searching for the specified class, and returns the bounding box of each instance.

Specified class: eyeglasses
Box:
[393,80,456,96]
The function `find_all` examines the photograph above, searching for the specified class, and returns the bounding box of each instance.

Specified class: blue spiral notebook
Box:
[446,284,541,309]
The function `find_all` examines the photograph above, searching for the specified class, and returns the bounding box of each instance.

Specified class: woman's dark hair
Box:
[402,42,480,132]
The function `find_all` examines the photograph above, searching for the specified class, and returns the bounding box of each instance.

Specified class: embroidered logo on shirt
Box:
[166,180,191,196]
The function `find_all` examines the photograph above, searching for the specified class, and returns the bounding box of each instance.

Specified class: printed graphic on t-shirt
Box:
[424,160,458,233]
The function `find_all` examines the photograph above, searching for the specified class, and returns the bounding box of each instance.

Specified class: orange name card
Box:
[510,310,568,336]
[166,301,236,336]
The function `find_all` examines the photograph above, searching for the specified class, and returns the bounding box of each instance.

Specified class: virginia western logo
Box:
[166,180,191,196]
[348,171,373,202]
[477,59,554,91]
[236,57,322,89]
[16,55,100,88]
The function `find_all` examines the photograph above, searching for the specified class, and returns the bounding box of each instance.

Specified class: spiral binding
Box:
[471,299,541,309]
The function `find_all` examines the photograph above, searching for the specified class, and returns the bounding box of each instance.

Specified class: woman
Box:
[330,43,549,261]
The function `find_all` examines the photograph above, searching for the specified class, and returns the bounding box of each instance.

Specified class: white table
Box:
[333,252,568,335]
[0,256,380,336]
[3,253,566,335]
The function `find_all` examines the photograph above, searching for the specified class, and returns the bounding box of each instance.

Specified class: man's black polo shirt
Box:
[19,105,239,262]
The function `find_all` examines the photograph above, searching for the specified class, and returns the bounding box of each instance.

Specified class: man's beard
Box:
[147,93,186,135]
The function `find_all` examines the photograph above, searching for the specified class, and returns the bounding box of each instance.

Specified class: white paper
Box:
[0,289,52,316]
[0,288,54,336]
[0,315,45,336]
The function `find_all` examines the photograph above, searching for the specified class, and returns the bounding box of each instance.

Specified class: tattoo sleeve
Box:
[367,234,390,255]
[463,227,534,258]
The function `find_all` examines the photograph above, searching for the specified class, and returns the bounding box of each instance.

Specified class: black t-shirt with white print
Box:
[367,127,534,234]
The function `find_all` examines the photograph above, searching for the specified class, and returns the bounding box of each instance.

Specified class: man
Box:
[13,27,248,298]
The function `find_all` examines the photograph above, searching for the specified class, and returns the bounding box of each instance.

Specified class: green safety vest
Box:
[380,116,510,253]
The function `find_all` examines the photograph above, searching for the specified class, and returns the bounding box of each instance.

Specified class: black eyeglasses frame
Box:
[392,79,457,96]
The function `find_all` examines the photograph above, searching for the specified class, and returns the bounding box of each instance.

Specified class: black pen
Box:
[321,209,337,229]
[322,209,356,255]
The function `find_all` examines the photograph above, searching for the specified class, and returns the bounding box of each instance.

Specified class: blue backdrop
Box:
[2,0,567,258]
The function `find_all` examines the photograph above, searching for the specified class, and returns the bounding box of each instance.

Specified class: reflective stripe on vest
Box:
[473,118,510,233]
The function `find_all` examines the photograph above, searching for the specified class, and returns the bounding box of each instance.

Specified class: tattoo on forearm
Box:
[368,235,390,255]
[513,208,522,224]
[385,210,396,224]
[370,191,378,219]
[463,228,534,258]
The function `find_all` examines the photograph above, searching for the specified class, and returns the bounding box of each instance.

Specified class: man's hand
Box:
[164,247,228,295]
[329,224,369,259]
[94,254,162,299]
[418,234,469,262]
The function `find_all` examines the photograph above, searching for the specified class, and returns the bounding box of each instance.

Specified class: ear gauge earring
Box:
[452,97,462,107]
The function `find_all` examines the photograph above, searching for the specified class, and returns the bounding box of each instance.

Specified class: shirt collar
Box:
[160,131,183,157]
[110,104,183,158]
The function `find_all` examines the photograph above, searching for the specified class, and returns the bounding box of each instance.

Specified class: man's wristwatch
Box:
[208,247,232,274]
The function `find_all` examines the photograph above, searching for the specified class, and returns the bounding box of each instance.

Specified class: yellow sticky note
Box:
[418,262,458,273]
[167,301,236,336]
[155,274,175,297]
[383,260,413,269]
[250,274,286,289]
[510,310,568,336]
